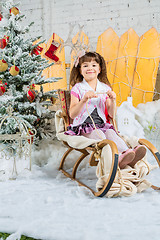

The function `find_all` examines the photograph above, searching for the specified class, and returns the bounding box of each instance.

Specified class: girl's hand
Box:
[106,91,116,118]
[107,90,116,100]
[82,91,98,103]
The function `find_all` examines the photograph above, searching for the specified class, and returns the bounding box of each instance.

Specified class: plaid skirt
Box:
[65,122,115,136]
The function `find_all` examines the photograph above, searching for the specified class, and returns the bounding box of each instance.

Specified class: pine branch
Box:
[0,2,60,142]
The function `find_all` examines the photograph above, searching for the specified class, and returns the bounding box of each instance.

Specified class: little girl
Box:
[65,51,146,169]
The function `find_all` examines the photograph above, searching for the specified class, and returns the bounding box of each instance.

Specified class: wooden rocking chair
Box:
[56,89,160,197]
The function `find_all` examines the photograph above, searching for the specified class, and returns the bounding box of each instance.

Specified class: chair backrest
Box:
[57,89,73,131]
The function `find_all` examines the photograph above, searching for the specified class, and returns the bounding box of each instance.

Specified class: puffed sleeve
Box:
[71,83,81,100]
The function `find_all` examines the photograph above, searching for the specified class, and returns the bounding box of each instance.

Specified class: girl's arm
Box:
[69,91,97,119]
[105,90,117,118]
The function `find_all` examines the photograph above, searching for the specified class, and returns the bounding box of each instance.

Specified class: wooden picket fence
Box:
[38,27,160,107]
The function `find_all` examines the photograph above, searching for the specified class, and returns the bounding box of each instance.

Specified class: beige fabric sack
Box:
[96,143,157,197]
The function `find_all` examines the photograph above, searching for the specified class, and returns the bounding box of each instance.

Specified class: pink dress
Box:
[65,79,115,135]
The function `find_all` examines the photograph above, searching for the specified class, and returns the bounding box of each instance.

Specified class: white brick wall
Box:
[1,0,160,59]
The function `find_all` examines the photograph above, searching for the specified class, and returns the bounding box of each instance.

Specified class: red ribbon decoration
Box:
[27,129,34,144]
[45,33,60,62]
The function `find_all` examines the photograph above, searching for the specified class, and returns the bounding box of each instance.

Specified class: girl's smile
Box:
[80,60,100,82]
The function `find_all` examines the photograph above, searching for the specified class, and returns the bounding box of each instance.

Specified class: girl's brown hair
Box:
[70,51,111,88]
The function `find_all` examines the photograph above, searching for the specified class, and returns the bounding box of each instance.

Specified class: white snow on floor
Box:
[0,139,160,240]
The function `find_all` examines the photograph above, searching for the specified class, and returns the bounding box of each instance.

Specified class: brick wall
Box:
[1,0,159,62]
[7,0,158,85]
[8,0,159,53]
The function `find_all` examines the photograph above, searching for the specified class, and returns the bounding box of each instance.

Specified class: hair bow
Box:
[74,49,86,67]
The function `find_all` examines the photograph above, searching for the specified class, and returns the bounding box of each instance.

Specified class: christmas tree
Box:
[0,1,59,142]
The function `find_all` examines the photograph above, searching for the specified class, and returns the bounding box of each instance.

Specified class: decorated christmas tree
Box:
[0,1,59,142]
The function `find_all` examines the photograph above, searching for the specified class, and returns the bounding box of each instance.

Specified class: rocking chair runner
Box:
[56,89,160,197]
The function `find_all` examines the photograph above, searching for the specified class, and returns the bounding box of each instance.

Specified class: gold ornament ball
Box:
[10,7,19,16]
[9,65,20,76]
[0,59,8,72]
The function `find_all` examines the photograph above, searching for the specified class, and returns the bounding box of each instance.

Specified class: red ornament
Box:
[45,33,60,62]
[31,45,43,55]
[0,82,7,96]
[27,129,34,144]
[27,85,36,102]
[27,89,36,102]
[0,13,3,21]
[0,38,7,49]
[9,7,19,16]
[4,36,9,42]
[0,36,9,49]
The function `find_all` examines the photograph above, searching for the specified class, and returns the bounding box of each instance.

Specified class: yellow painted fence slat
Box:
[97,27,160,107]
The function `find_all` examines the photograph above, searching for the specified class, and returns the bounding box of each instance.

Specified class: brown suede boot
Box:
[129,145,147,168]
[119,149,135,169]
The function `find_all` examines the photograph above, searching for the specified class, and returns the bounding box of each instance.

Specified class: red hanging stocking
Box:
[45,33,60,62]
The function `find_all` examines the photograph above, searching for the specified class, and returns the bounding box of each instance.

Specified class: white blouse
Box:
[70,79,111,127]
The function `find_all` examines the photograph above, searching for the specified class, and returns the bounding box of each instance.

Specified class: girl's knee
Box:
[95,129,105,139]
[105,129,117,137]
[82,129,105,140]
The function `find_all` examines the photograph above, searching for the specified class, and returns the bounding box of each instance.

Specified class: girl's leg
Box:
[104,129,147,168]
[82,129,128,152]
[82,129,106,140]
[104,129,135,168]
[104,129,128,153]
[82,129,145,168]
[82,129,133,169]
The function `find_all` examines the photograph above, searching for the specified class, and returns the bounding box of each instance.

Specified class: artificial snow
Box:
[0,139,160,240]
[0,99,160,240]
[0,135,160,240]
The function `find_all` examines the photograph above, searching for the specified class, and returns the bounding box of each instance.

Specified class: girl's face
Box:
[80,60,100,82]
